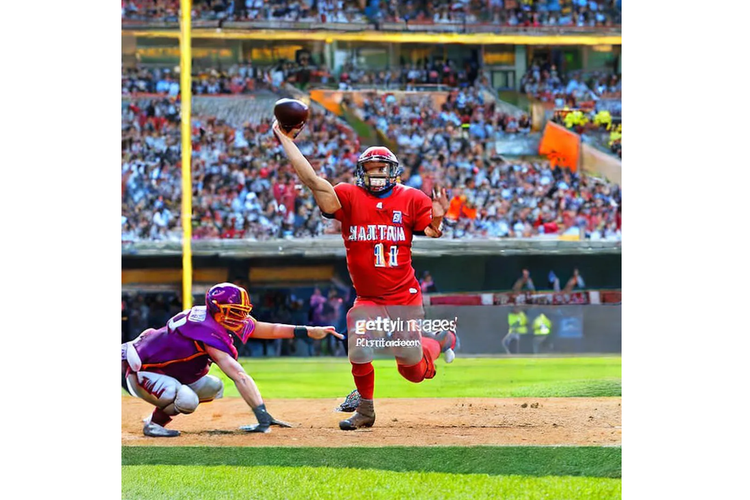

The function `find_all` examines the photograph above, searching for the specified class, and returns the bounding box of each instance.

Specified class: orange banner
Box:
[309,89,342,116]
[538,122,581,172]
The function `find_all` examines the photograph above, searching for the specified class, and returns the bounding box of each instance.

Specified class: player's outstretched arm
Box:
[206,345,264,408]
[272,120,342,214]
[206,345,293,432]
[252,321,344,341]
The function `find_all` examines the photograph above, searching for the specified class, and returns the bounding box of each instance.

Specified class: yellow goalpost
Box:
[180,0,193,309]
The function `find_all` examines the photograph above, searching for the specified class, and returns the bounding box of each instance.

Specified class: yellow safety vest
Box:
[564,112,576,129]
[594,110,612,127]
[508,312,528,334]
[533,314,552,336]
[609,130,622,146]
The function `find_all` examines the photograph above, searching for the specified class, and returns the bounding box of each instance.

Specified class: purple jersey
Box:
[132,306,254,384]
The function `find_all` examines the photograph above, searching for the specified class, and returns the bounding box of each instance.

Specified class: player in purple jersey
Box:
[122,282,342,437]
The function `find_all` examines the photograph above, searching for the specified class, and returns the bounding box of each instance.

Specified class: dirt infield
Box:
[122,397,621,447]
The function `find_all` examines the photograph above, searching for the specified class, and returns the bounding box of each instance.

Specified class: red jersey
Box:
[330,183,433,303]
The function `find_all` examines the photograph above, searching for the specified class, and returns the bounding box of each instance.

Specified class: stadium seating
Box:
[122,0,622,28]
[122,72,621,242]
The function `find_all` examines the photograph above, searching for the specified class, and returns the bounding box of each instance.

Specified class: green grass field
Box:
[123,447,621,500]
[123,465,620,500]
[123,356,622,499]
[207,356,622,398]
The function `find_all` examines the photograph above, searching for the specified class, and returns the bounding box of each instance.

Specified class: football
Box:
[273,98,309,133]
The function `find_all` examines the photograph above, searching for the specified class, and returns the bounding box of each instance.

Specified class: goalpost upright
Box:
[179,0,193,309]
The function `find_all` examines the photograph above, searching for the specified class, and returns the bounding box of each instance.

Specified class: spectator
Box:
[548,271,561,292]
[562,268,586,293]
[293,287,325,356]
[323,288,344,355]
[594,109,612,130]
[420,271,438,293]
[503,305,528,354]
[609,123,622,157]
[512,269,535,292]
[531,312,553,354]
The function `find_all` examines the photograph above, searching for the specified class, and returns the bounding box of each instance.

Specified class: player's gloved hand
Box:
[240,404,293,433]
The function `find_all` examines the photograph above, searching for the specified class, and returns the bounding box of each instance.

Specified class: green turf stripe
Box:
[122,446,621,478]
[203,357,622,398]
[123,465,622,500]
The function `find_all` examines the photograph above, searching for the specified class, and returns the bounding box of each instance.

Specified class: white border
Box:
[1,2,121,498]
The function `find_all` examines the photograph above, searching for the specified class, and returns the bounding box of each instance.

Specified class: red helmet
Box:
[356,146,402,194]
[206,283,254,342]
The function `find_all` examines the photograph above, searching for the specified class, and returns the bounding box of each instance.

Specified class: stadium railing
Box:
[121,19,621,35]
[312,82,462,92]
[426,290,621,306]
[122,237,621,258]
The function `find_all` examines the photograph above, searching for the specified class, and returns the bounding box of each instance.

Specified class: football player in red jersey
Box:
[274,121,458,430]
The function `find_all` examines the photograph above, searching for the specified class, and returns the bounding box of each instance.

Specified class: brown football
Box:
[273,98,309,132]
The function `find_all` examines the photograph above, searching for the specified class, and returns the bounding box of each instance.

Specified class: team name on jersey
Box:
[188,307,207,322]
[349,225,406,242]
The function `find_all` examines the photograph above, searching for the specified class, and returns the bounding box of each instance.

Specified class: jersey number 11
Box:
[374,243,399,267]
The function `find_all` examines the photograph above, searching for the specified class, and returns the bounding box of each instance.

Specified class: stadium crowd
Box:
[122,95,363,241]
[348,87,532,149]
[122,77,620,242]
[122,62,322,95]
[438,160,621,239]
[122,58,479,96]
[519,63,621,107]
[377,0,621,26]
[519,62,621,158]
[336,59,478,90]
[342,89,620,240]
[122,0,621,27]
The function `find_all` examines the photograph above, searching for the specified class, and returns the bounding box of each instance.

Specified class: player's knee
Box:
[394,346,423,367]
[351,361,374,377]
[207,376,224,400]
[159,385,179,404]
[397,351,435,383]
[195,375,224,402]
[397,363,427,383]
[174,385,199,414]
[124,373,139,398]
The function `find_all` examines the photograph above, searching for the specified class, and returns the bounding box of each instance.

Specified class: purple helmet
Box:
[206,283,254,342]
